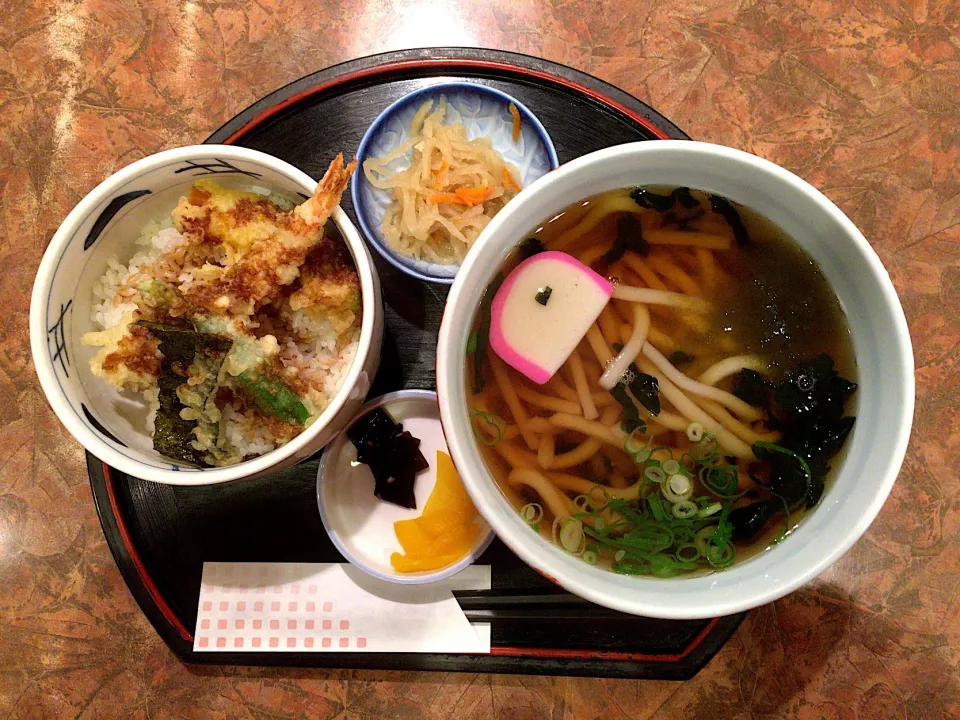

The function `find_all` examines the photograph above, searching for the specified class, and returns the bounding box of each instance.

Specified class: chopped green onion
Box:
[648,494,667,521]
[614,549,626,562]
[686,422,704,442]
[520,503,543,525]
[662,473,693,502]
[700,463,741,497]
[662,459,681,475]
[535,286,553,305]
[594,517,606,531]
[553,517,586,555]
[672,500,698,519]
[699,502,723,518]
[466,332,478,354]
[675,544,700,562]
[623,428,648,455]
[582,550,598,565]
[469,408,504,446]
[644,466,666,484]
[691,434,718,461]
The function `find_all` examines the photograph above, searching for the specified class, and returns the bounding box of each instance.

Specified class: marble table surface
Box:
[1,0,957,717]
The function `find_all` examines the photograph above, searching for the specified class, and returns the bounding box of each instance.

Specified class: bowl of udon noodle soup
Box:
[436,141,914,619]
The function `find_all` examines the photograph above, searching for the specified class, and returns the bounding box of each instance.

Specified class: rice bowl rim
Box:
[31,144,379,486]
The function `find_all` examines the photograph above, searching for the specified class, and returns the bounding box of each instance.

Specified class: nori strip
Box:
[137,321,231,466]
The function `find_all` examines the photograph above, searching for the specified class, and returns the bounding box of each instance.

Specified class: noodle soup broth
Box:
[465,186,858,577]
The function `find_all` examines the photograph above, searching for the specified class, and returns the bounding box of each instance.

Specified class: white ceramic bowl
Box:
[317,390,494,584]
[437,140,914,619]
[30,145,384,485]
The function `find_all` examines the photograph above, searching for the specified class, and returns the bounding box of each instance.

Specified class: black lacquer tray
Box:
[88,47,745,680]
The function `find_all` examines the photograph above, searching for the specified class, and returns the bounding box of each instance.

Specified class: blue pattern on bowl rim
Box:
[39,157,304,473]
[351,82,559,285]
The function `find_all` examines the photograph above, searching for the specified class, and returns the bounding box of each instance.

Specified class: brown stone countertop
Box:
[1,0,957,717]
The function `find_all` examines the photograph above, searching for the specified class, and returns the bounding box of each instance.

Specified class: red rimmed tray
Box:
[88,47,745,679]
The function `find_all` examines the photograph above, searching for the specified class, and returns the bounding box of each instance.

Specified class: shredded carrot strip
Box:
[429,186,494,205]
[433,160,448,190]
[509,103,521,142]
[502,166,521,192]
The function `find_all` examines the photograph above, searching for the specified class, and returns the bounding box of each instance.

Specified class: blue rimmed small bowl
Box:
[317,390,494,584]
[351,82,559,284]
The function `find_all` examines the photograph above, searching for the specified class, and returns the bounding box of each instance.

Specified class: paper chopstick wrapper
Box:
[194,562,491,653]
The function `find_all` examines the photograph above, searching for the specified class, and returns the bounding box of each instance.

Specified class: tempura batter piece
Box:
[175,154,357,316]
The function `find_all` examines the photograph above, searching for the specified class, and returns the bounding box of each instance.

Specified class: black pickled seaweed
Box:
[347,408,428,510]
[137,321,231,466]
[728,354,857,540]
[708,194,751,247]
[472,272,505,394]
[518,237,546,259]
[602,214,649,263]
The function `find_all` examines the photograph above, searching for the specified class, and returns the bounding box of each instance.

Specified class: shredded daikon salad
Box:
[362,97,523,264]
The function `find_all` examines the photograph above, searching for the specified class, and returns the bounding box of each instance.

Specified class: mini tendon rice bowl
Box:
[31,145,383,485]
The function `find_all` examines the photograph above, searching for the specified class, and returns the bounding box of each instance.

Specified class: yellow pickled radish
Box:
[390,450,481,573]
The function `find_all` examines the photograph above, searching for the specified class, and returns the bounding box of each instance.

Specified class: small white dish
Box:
[317,390,494,584]
[352,82,559,284]
[30,144,384,485]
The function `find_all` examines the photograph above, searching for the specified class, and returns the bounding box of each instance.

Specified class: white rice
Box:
[91,218,361,464]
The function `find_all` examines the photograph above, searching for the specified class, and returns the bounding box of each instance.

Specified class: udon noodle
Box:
[466,186,857,577]
[363,97,522,264]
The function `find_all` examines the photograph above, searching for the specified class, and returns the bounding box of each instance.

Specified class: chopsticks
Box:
[453,589,631,622]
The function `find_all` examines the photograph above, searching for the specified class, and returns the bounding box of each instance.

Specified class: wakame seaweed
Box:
[629,188,674,212]
[667,350,696,366]
[603,214,649,263]
[137,321,231,466]
[708,194,750,246]
[472,272,505,394]
[518,237,546,259]
[610,383,645,434]
[611,345,661,418]
[728,354,857,540]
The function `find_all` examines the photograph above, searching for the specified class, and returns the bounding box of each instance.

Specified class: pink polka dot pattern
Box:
[193,564,384,654]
